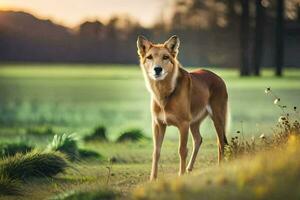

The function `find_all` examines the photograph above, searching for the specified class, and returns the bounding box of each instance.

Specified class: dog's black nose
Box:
[154,66,163,75]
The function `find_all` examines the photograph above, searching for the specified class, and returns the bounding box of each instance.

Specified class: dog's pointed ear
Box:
[164,35,180,57]
[137,35,152,57]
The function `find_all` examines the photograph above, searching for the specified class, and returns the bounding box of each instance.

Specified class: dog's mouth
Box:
[149,72,168,81]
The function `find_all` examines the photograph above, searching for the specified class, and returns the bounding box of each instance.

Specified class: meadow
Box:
[0,64,300,200]
[1,64,300,139]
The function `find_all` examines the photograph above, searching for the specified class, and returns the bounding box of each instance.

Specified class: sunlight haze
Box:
[0,0,170,27]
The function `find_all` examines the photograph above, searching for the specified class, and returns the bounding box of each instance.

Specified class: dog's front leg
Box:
[150,120,166,181]
[178,122,189,176]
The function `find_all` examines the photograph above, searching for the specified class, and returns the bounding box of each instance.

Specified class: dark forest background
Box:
[0,0,300,71]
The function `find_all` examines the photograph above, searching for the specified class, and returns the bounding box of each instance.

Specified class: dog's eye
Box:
[146,55,153,60]
[163,55,169,60]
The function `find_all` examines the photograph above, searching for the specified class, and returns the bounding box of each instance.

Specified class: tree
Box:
[253,0,265,76]
[298,4,300,22]
[240,0,251,76]
[275,0,285,76]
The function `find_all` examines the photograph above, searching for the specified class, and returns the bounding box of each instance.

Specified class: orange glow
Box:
[0,0,169,28]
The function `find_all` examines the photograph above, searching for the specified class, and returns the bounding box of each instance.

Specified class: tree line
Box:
[0,0,300,76]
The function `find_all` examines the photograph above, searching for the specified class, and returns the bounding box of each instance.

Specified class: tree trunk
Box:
[240,0,251,76]
[298,5,300,22]
[253,0,265,76]
[275,0,284,77]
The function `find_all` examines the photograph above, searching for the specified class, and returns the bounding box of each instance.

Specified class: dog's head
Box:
[137,35,180,81]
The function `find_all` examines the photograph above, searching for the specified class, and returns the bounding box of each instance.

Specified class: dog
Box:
[137,35,228,181]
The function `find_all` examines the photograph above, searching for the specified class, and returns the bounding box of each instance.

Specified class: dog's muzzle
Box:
[154,66,163,76]
[149,65,167,80]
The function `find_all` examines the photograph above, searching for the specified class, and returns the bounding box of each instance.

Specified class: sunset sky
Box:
[0,0,171,27]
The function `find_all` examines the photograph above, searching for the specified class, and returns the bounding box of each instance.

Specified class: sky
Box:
[0,0,171,28]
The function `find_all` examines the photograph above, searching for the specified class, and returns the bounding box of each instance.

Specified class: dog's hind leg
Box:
[210,99,228,164]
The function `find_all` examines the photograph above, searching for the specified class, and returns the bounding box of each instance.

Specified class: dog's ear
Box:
[164,35,180,57]
[137,35,152,57]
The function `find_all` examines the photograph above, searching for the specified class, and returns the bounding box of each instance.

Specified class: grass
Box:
[0,65,299,139]
[52,188,118,200]
[0,150,69,196]
[47,134,103,161]
[0,139,218,199]
[0,64,299,199]
[84,125,108,142]
[78,149,102,160]
[0,150,69,180]
[0,175,21,196]
[0,142,33,157]
[0,135,298,199]
[224,87,300,160]
[133,136,300,200]
[26,126,55,137]
[47,134,79,161]
[116,128,147,143]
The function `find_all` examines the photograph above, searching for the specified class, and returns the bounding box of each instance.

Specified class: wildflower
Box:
[259,134,265,139]
[274,98,280,105]
[264,87,271,94]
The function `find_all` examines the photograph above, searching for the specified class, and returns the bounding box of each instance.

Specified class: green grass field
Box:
[1,64,299,139]
[0,64,300,199]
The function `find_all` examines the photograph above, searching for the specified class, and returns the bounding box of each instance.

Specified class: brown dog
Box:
[137,35,228,181]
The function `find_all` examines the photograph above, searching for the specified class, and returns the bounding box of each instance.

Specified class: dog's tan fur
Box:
[137,35,228,181]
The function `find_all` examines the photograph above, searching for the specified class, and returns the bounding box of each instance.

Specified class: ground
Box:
[1,140,219,200]
[0,64,299,199]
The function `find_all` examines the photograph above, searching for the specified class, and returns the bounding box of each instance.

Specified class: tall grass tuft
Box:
[116,128,146,143]
[0,175,21,196]
[0,142,33,157]
[84,125,108,142]
[78,149,102,160]
[47,134,79,161]
[26,126,55,136]
[0,150,69,180]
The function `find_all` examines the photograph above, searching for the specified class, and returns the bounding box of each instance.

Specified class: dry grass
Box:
[225,87,300,160]
[133,135,300,200]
